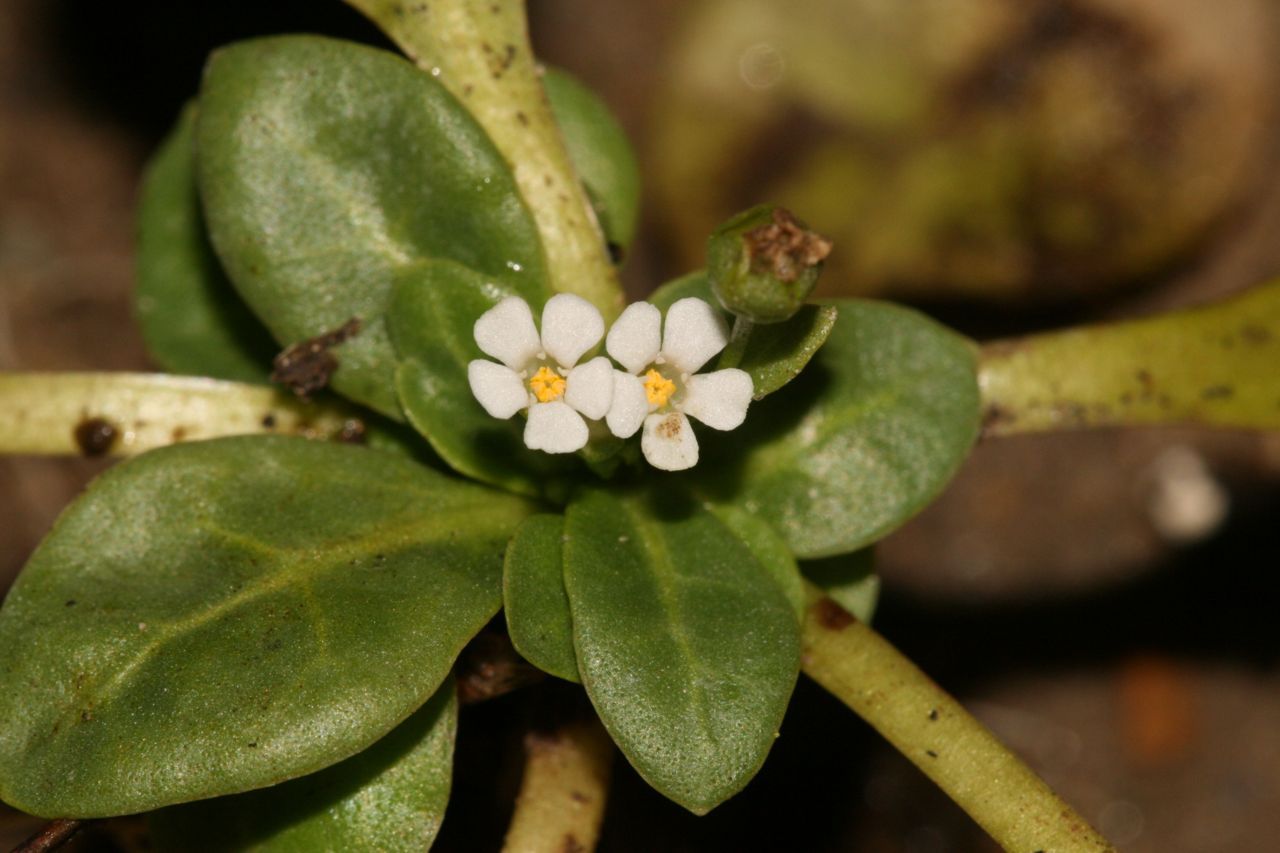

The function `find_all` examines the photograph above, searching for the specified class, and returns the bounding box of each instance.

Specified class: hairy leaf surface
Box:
[198,35,547,416]
[0,437,528,816]
[150,682,457,852]
[703,300,979,557]
[563,490,800,814]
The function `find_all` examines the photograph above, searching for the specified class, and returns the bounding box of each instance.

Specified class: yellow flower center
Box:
[643,369,677,407]
[529,366,566,403]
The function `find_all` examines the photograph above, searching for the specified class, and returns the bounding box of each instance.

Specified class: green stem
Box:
[0,372,360,456]
[979,281,1280,437]
[800,583,1114,853]
[501,717,614,853]
[344,0,623,319]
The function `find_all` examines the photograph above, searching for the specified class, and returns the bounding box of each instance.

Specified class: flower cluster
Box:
[468,294,753,471]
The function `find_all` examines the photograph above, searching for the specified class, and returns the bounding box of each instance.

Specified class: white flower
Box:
[468,294,614,454]
[604,297,753,471]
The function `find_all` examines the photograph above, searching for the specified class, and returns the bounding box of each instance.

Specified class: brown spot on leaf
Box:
[171,426,187,443]
[813,597,855,630]
[73,417,116,456]
[744,207,832,283]
[270,318,361,399]
[261,413,277,429]
[561,835,585,853]
[570,790,590,804]
[1201,384,1234,400]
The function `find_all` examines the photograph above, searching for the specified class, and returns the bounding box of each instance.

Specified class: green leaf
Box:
[563,490,800,814]
[702,300,980,558]
[388,259,576,497]
[705,504,803,619]
[503,514,579,682]
[802,549,879,624]
[136,103,277,383]
[723,305,839,399]
[544,68,641,254]
[649,273,833,399]
[0,436,529,817]
[150,681,457,852]
[197,35,548,418]
[979,280,1280,434]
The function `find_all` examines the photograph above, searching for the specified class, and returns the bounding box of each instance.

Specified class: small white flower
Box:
[468,294,614,454]
[604,297,753,471]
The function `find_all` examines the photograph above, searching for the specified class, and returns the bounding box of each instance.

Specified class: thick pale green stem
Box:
[344,0,623,319]
[0,372,360,456]
[501,717,613,853]
[979,281,1280,436]
[800,583,1113,853]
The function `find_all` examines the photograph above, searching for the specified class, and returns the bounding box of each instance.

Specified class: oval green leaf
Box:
[0,436,529,817]
[563,490,800,814]
[701,299,980,558]
[150,681,457,852]
[388,259,577,497]
[502,514,579,682]
[136,103,277,383]
[197,35,548,417]
[544,68,641,254]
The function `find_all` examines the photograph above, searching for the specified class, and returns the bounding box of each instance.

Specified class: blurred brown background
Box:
[3,0,1280,850]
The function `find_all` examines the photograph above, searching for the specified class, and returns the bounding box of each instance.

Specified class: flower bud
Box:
[706,205,832,323]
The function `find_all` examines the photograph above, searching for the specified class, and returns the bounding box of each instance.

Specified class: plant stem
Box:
[979,281,1280,437]
[0,372,360,457]
[12,819,88,853]
[799,582,1114,853]
[344,0,623,319]
[501,717,613,853]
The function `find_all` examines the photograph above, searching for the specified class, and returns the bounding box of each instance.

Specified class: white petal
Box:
[605,301,661,374]
[680,368,753,430]
[524,401,589,453]
[606,371,649,438]
[641,412,699,471]
[473,296,540,370]
[540,293,604,368]
[661,297,729,374]
[564,356,615,420]
[467,360,528,419]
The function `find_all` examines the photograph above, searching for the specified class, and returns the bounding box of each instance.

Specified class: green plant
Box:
[1,3,1277,851]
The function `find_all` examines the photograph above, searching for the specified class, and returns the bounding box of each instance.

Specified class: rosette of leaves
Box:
[0,16,979,850]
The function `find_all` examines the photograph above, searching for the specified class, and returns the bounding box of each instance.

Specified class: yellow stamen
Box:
[643,369,676,407]
[529,366,566,403]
